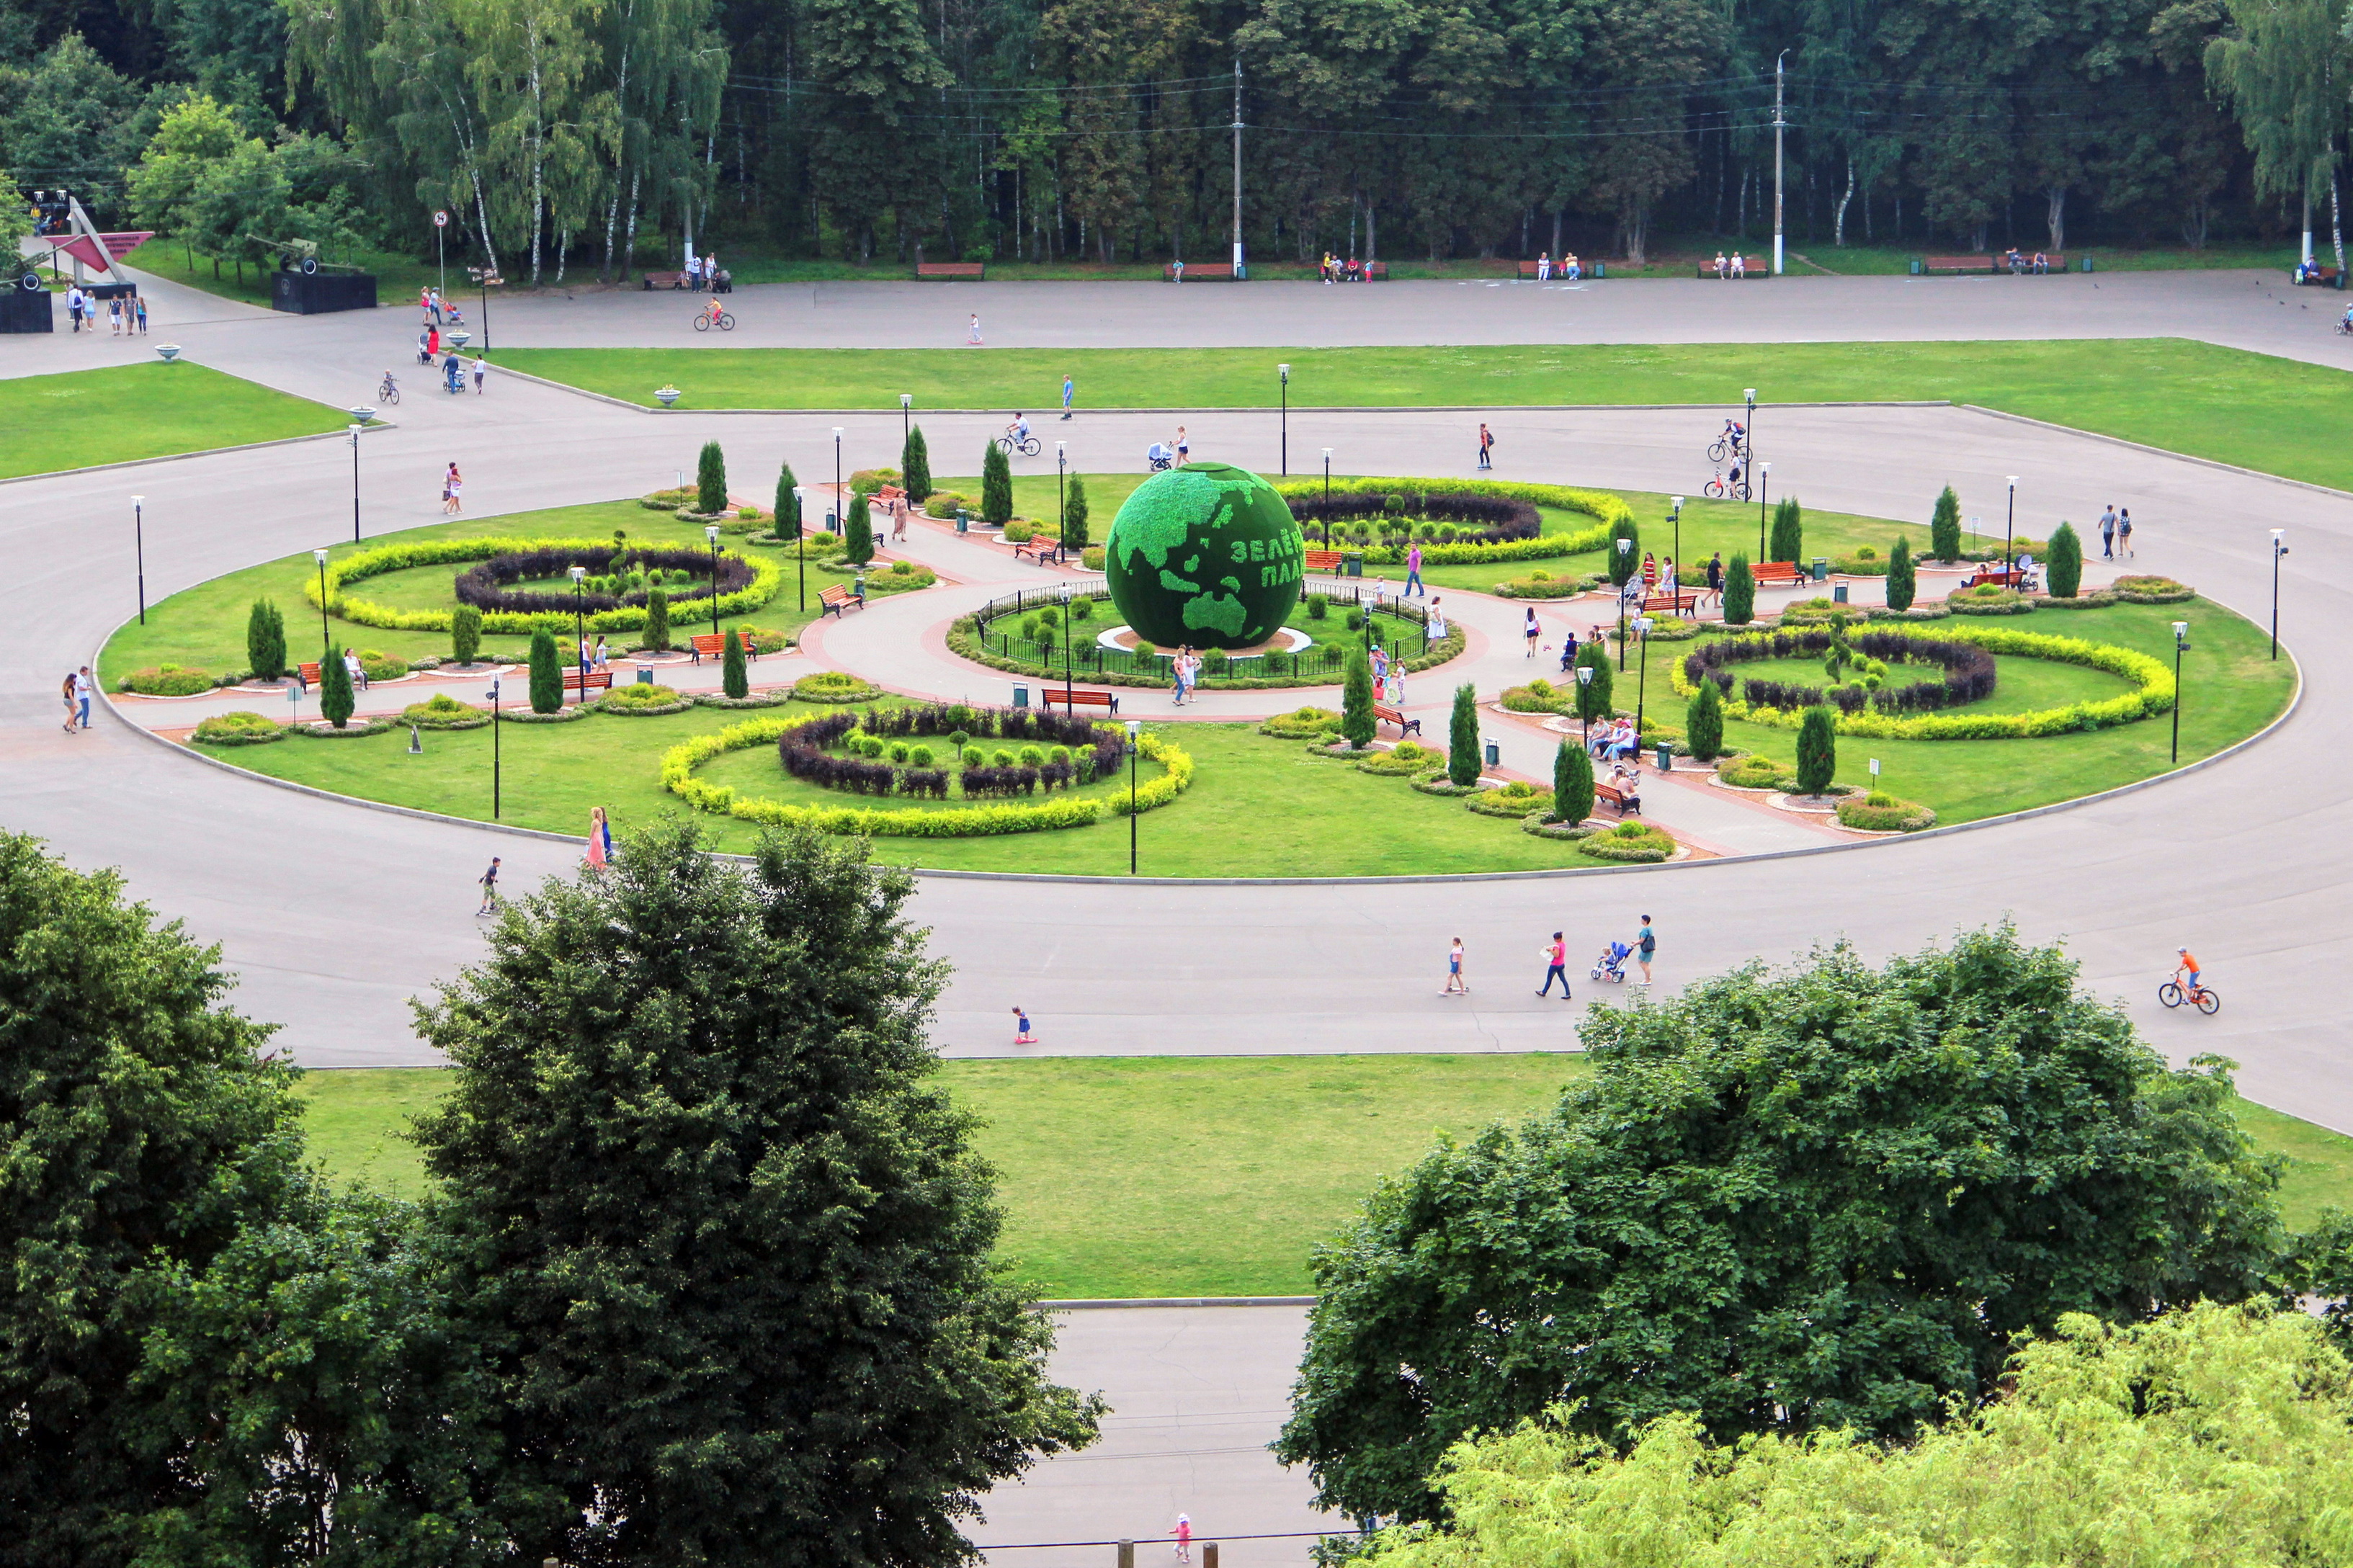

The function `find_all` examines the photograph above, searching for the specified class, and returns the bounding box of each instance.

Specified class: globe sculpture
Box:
[1103,462,1305,650]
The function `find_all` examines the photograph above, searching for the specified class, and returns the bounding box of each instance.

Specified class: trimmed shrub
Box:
[1004,519,1035,543]
[696,440,728,515]
[982,441,1014,526]
[2112,575,2194,603]
[1931,484,1963,561]
[1357,740,1444,776]
[902,426,931,502]
[1063,471,1091,552]
[246,599,287,681]
[1724,552,1756,625]
[774,462,800,535]
[357,650,408,684]
[1262,706,1341,738]
[1837,790,1938,831]
[641,587,671,652]
[722,631,749,699]
[528,627,563,713]
[2047,520,2084,599]
[1341,649,1376,748]
[1082,545,1106,570]
[1580,820,1676,862]
[1886,535,1916,612]
[1607,516,1640,586]
[401,691,489,727]
[1573,641,1613,723]
[318,645,355,728]
[1795,706,1836,794]
[1685,676,1724,761]
[122,665,215,696]
[844,496,875,568]
[1447,684,1481,787]
[1718,753,1787,789]
[1553,740,1594,825]
[794,671,880,702]
[450,603,483,665]
[1769,496,1803,564]
[1307,593,1329,621]
[192,709,283,745]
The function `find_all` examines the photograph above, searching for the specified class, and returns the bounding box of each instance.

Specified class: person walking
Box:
[1538,931,1571,998]
[1633,914,1656,985]
[968,313,983,346]
[64,284,82,333]
[74,665,93,730]
[1061,374,1075,420]
[1405,541,1425,598]
[472,356,488,394]
[586,806,610,871]
[1443,937,1468,995]
[135,295,148,333]
[60,671,79,733]
[1524,606,1541,658]
[1174,426,1189,463]
[1477,423,1494,471]
[108,295,122,335]
[2117,509,2134,557]
[443,462,463,514]
[1012,1005,1036,1044]
[1173,1515,1192,1564]
[2098,504,2116,560]
[475,857,502,915]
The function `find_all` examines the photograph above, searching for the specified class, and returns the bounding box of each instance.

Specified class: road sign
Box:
[432,210,449,228]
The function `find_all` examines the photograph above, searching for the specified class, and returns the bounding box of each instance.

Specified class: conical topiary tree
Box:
[697,440,728,515]
[1795,705,1836,796]
[2047,520,2083,598]
[450,604,482,666]
[902,426,932,503]
[1885,536,1916,612]
[774,462,800,539]
[318,642,354,728]
[1447,684,1481,786]
[1685,675,1723,761]
[643,587,671,652]
[246,597,286,681]
[1931,485,1963,562]
[1062,472,1091,552]
[529,627,563,713]
[981,442,1014,527]
[1573,640,1613,724]
[1723,553,1756,625]
[1769,496,1803,564]
[844,495,875,567]
[1553,738,1594,824]
[722,630,749,698]
[1607,516,1640,586]
[1341,648,1375,748]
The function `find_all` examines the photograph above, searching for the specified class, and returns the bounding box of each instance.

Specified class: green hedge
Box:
[122,664,215,696]
[308,537,781,635]
[191,710,285,745]
[1836,791,1939,831]
[1271,476,1628,565]
[1579,821,1676,861]
[398,693,491,729]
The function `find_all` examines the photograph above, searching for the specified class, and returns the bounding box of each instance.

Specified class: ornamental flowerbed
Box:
[455,546,754,617]
[1270,476,1631,566]
[778,708,1121,799]
[1578,821,1677,862]
[1836,792,1938,831]
[307,536,781,636]
[122,663,217,696]
[793,671,883,703]
[399,693,491,729]
[191,710,285,745]
[2112,575,2195,604]
[599,683,693,715]
[1684,628,1996,719]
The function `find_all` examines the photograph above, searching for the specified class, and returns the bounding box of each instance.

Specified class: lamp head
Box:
[1578,666,1594,686]
[313,547,329,565]
[900,393,911,408]
[569,565,586,582]
[792,486,805,502]
[1125,719,1141,744]
[1279,363,1290,381]
[2173,621,2189,646]
[1743,388,1756,401]
[1321,447,1332,460]
[2006,475,2019,487]
[1635,616,1653,636]
[705,523,720,544]
[1670,495,1683,511]
[1761,461,1772,474]
[831,426,844,438]
[131,494,143,505]
[1057,441,1066,459]
[1617,537,1631,556]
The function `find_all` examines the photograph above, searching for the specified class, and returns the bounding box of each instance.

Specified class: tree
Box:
[643,588,671,653]
[2207,0,2352,270]
[451,604,482,665]
[319,643,354,727]
[982,441,1014,527]
[697,439,728,515]
[1769,496,1803,564]
[1606,516,1640,586]
[775,462,801,538]
[1886,536,1916,612]
[2048,520,2084,598]
[1062,471,1091,552]
[1552,739,1594,824]
[1447,684,1481,786]
[1573,641,1613,724]
[127,93,244,245]
[1795,705,1836,794]
[1684,676,1723,761]
[1356,1303,2349,1568]
[1341,648,1376,748]
[903,425,932,502]
[844,495,875,567]
[528,627,563,712]
[1274,926,2289,1524]
[722,628,749,697]
[1723,554,1756,626]
[1932,485,1963,561]
[0,833,306,1564]
[246,597,286,681]
[412,820,1104,1564]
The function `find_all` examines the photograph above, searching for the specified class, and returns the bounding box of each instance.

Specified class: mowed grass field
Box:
[499,339,2353,490]
[0,361,346,478]
[297,1057,2353,1299]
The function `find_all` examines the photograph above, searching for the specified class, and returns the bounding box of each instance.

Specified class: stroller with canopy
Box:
[1590,941,1632,984]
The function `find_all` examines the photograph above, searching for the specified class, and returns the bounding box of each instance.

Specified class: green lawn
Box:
[293,1059,2353,1298]
[1630,596,2293,825]
[130,243,452,310]
[0,362,347,480]
[498,339,2353,490]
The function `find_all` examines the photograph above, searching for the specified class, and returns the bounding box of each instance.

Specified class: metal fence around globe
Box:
[973,576,1432,680]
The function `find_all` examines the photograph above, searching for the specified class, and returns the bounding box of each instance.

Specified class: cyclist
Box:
[380,370,398,400]
[1722,417,1746,449]
[2175,948,2203,999]
[1006,412,1032,447]
[703,297,725,328]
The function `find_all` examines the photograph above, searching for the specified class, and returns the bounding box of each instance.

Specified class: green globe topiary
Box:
[1886,536,1916,612]
[1686,676,1724,761]
[1553,738,1594,823]
[722,630,749,698]
[2047,520,2083,599]
[318,643,354,728]
[529,627,563,713]
[1724,552,1756,625]
[902,426,931,503]
[697,440,728,516]
[1341,648,1376,748]
[246,597,286,682]
[1447,684,1481,787]
[1931,485,1963,562]
[1103,461,1305,650]
[1795,705,1836,795]
[450,603,482,666]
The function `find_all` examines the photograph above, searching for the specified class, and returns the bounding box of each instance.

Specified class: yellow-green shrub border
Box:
[305,537,782,636]
[1269,476,1628,565]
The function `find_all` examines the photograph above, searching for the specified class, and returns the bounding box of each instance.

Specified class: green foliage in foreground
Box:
[245,599,286,682]
[1276,928,2292,1523]
[1359,1303,2353,1568]
[1447,685,1480,786]
[318,642,354,727]
[697,439,728,516]
[1553,740,1594,824]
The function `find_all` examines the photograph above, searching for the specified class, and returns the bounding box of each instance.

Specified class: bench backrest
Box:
[689,633,728,653]
[563,668,612,689]
[819,584,854,602]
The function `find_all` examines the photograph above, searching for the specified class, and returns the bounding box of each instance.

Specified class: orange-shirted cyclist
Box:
[2175,948,2204,998]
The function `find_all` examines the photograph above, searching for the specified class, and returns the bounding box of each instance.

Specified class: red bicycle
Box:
[2158,970,2220,1015]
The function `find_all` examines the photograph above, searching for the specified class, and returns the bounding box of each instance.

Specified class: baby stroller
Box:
[1146,442,1174,472]
[1591,941,1631,984]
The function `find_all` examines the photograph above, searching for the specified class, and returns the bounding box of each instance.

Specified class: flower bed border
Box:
[306,536,782,635]
[1269,475,1630,566]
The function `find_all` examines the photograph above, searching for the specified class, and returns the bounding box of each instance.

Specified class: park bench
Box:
[1517,260,1545,279]
[916,261,985,280]
[687,632,759,664]
[1961,565,2036,591]
[1373,703,1421,738]
[640,271,687,290]
[1751,561,1807,588]
[296,660,372,690]
[1036,685,1120,714]
[1640,591,1699,618]
[2295,264,2343,286]
[563,668,614,699]
[1303,548,1345,574]
[818,583,862,617]
[1164,262,1238,281]
[1695,262,1764,278]
[1595,780,1641,817]
[1013,534,1065,564]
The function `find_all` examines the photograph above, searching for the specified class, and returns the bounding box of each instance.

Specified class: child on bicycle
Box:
[705,297,724,326]
[2176,948,2202,995]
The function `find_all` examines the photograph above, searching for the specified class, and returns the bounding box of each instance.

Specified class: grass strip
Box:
[0,362,347,480]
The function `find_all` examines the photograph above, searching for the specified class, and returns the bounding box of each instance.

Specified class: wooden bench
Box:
[563,668,614,698]
[1373,703,1420,738]
[1640,591,1699,618]
[1013,534,1065,564]
[1303,548,1345,574]
[1362,261,1389,280]
[687,632,758,664]
[1695,262,1763,277]
[1164,262,1238,281]
[1961,565,2032,590]
[1595,781,1641,817]
[297,659,370,689]
[1750,561,1807,588]
[916,261,984,280]
[2295,264,2343,286]
[818,583,861,617]
[1037,685,1120,714]
[640,271,687,290]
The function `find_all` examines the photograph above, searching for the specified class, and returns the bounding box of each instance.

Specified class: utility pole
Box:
[1231,58,1246,278]
[1772,51,1788,277]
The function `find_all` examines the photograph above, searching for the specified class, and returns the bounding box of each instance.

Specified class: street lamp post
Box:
[2271,529,2289,658]
[1578,664,1595,749]
[569,565,587,677]
[1057,439,1067,543]
[2004,476,2019,577]
[1743,387,1756,457]
[1278,363,1290,475]
[1633,616,1653,733]
[1669,496,1683,576]
[2171,621,2190,763]
[832,428,844,533]
[1126,719,1141,875]
[901,393,911,447]
[1321,448,1334,544]
[313,547,331,656]
[347,425,363,542]
[792,485,808,611]
[1616,536,1633,670]
[132,501,147,630]
[486,673,501,817]
[706,523,722,637]
[1758,462,1772,560]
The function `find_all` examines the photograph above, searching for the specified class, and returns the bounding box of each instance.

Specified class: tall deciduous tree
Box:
[1276,926,2289,1523]
[800,0,953,260]
[413,820,1104,1564]
[2207,0,2351,268]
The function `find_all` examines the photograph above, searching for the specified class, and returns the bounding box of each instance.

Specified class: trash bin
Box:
[2081,255,2096,274]
[955,509,969,534]
[1908,258,1924,276]
[1591,261,1606,279]
[1342,551,1365,578]
[1012,684,1030,708]
[1810,557,1829,581]
[1656,742,1672,774]
[636,668,654,684]
[1833,582,1849,604]
[1483,740,1500,769]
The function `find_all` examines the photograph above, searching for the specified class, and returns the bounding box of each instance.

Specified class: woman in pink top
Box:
[1171,1515,1192,1564]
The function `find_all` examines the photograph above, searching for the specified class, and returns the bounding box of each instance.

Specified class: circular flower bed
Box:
[1837,792,1938,832]
[400,693,490,729]
[122,664,216,696]
[455,545,754,617]
[1685,627,1996,721]
[1947,584,2035,615]
[794,671,883,703]
[599,683,692,715]
[1579,820,1677,863]
[1465,781,1548,817]
[1716,755,1789,790]
[191,710,283,745]
[309,536,781,635]
[1258,706,1339,739]
[1493,569,1598,599]
[780,708,1119,799]
[2112,575,2195,604]
[1356,740,1446,776]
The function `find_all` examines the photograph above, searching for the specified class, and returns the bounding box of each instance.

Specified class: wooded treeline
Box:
[4,0,2353,277]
